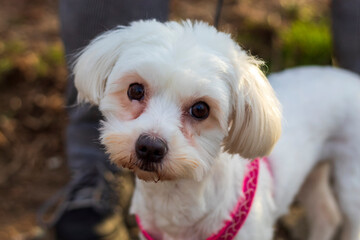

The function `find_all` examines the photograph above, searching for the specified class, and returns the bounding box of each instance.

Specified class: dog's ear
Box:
[73,28,126,105]
[223,49,281,159]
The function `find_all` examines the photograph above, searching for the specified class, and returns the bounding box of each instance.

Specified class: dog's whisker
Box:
[104,140,124,145]
[103,135,121,140]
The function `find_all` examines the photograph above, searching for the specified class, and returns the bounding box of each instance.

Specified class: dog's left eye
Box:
[190,102,210,120]
[127,83,145,101]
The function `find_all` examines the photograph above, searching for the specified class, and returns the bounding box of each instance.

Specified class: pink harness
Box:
[136,157,270,240]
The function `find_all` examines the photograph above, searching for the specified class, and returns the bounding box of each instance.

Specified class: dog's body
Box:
[131,67,360,240]
[73,20,360,240]
[270,68,360,240]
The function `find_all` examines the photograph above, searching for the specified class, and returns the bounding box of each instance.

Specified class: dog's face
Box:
[74,20,281,182]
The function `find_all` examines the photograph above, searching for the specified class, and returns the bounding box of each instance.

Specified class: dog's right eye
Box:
[127,83,145,101]
[190,101,210,120]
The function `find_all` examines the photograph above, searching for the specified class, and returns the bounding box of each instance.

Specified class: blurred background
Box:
[0,0,333,239]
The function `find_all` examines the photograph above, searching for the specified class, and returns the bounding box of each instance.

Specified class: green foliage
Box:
[33,44,65,78]
[3,40,26,55]
[0,40,65,81]
[43,43,65,67]
[280,20,332,68]
[0,41,17,82]
[0,58,13,77]
[34,57,49,78]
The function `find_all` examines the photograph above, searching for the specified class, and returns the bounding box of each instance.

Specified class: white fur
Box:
[74,20,360,240]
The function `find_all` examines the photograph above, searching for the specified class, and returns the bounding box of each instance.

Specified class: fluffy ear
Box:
[73,28,126,105]
[223,50,282,159]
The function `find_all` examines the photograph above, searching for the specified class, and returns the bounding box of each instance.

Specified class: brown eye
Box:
[127,83,145,101]
[190,101,210,120]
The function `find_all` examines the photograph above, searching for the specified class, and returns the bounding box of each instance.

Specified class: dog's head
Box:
[74,20,281,182]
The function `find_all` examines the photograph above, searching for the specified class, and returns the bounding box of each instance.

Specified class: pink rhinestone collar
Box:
[136,157,268,240]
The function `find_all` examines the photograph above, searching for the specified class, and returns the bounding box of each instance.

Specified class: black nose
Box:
[135,134,168,163]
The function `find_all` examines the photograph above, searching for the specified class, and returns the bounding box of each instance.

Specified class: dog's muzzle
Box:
[135,134,168,166]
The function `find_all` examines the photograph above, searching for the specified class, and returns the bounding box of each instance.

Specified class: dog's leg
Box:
[333,153,360,240]
[298,162,342,240]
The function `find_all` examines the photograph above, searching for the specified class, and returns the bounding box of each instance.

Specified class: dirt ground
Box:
[0,0,330,239]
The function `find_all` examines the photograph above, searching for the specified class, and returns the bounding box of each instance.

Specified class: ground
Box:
[0,0,331,239]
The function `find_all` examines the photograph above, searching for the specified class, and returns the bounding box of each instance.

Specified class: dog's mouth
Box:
[113,153,198,182]
[136,161,160,172]
[116,154,165,181]
[133,162,166,182]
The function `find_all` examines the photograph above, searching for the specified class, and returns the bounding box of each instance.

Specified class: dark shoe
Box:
[38,164,130,240]
[55,208,127,240]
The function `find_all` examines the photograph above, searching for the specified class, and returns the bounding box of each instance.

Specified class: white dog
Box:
[73,20,360,240]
